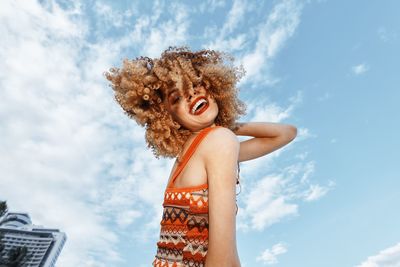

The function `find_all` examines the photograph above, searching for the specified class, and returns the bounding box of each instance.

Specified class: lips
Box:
[190,96,209,115]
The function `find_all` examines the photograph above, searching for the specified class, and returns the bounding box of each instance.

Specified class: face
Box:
[164,85,219,132]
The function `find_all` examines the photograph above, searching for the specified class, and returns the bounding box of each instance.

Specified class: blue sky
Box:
[1,0,399,266]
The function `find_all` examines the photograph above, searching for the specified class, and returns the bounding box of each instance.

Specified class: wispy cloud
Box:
[317,92,332,101]
[240,174,298,230]
[0,1,159,266]
[248,90,302,122]
[140,2,190,57]
[238,160,331,231]
[303,181,335,202]
[351,63,370,75]
[94,2,136,30]
[235,89,330,231]
[198,0,226,13]
[240,0,304,86]
[204,0,304,86]
[355,243,400,267]
[377,26,398,43]
[205,0,248,52]
[256,243,288,265]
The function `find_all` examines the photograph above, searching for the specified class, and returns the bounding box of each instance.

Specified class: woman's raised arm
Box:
[203,127,241,267]
[233,122,297,162]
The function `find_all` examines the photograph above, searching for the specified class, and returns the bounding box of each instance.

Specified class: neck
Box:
[191,123,216,134]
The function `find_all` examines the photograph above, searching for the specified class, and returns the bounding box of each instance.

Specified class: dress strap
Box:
[168,126,221,188]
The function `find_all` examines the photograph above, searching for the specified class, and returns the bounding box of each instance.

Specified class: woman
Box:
[104,46,297,267]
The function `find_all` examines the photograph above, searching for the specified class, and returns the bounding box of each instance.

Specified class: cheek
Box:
[211,98,219,111]
[170,105,187,120]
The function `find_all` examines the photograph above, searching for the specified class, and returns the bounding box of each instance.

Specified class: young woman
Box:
[105,46,297,267]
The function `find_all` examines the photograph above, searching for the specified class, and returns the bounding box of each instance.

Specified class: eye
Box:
[171,95,181,104]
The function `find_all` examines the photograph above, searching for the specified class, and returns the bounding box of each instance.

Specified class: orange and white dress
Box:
[152,126,240,267]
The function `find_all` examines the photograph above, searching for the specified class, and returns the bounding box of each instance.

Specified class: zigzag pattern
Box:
[156,247,183,259]
[165,191,191,201]
[187,217,208,232]
[158,234,186,246]
[183,243,208,257]
[160,225,186,235]
[162,207,189,224]
[185,235,208,247]
[153,258,185,267]
[189,194,208,213]
[182,259,205,267]
[153,188,209,267]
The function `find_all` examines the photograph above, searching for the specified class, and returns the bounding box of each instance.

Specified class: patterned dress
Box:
[152,126,239,267]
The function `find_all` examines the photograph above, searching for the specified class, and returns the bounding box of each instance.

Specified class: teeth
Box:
[191,98,207,114]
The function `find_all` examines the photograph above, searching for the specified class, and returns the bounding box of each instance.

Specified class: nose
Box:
[188,86,199,99]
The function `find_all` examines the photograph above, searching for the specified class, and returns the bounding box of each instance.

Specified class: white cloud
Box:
[198,0,226,13]
[256,243,288,265]
[207,33,248,52]
[352,63,370,75]
[250,102,292,122]
[297,127,317,141]
[238,158,331,231]
[205,0,249,52]
[303,183,332,201]
[221,0,247,35]
[94,2,136,30]
[0,0,171,266]
[248,90,302,123]
[377,26,398,43]
[355,243,400,267]
[139,2,190,57]
[240,0,304,85]
[295,151,309,160]
[241,175,298,230]
[317,91,332,101]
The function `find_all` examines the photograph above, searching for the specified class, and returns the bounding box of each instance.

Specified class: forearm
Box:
[233,121,297,139]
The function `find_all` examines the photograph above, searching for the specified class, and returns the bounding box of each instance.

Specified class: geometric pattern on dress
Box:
[165,191,191,202]
[162,207,189,224]
[185,235,208,247]
[182,258,205,267]
[183,243,208,257]
[161,224,187,236]
[153,258,186,267]
[153,257,183,267]
[189,193,208,214]
[186,216,208,232]
[158,234,186,246]
[156,246,183,258]
[154,189,210,267]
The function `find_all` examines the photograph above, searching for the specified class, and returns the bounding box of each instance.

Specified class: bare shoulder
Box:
[201,126,239,162]
[204,127,240,154]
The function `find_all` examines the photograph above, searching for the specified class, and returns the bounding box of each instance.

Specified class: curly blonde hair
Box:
[104,46,247,159]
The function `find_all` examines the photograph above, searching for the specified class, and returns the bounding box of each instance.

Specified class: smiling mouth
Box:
[190,97,209,115]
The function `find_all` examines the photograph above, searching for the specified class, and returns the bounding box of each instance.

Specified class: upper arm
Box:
[202,127,241,266]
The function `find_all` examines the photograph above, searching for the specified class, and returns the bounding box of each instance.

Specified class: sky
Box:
[0,0,399,266]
